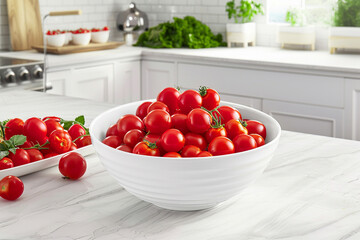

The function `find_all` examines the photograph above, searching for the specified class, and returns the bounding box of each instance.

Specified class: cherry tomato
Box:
[133,141,160,156]
[123,129,145,148]
[69,142,78,151]
[163,152,182,158]
[246,120,267,140]
[144,109,171,135]
[59,152,87,180]
[116,114,145,139]
[68,124,86,140]
[4,118,24,140]
[44,119,64,136]
[233,134,257,153]
[44,152,58,158]
[49,130,72,154]
[116,144,133,153]
[184,133,207,151]
[102,136,122,148]
[181,145,201,158]
[106,124,119,137]
[213,106,242,124]
[26,149,44,162]
[143,133,161,144]
[157,87,180,115]
[187,108,212,134]
[147,101,169,114]
[9,149,30,166]
[160,129,185,153]
[24,117,47,143]
[197,151,213,157]
[0,158,14,170]
[0,175,24,201]
[136,101,152,120]
[171,113,189,134]
[205,126,227,143]
[42,116,61,122]
[224,119,248,140]
[74,135,92,148]
[208,136,235,156]
[178,89,202,114]
[249,133,265,147]
[199,86,220,110]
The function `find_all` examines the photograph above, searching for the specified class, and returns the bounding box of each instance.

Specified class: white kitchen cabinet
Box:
[114,61,141,105]
[141,60,176,99]
[345,79,360,140]
[263,99,344,138]
[46,69,70,96]
[220,94,262,110]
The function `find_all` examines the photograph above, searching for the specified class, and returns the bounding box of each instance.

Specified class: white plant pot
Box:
[329,26,360,54]
[226,22,256,48]
[277,25,316,50]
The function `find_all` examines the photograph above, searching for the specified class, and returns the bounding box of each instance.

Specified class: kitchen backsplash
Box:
[0,0,328,51]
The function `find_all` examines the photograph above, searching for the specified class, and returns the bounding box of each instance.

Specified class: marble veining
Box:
[1,91,360,239]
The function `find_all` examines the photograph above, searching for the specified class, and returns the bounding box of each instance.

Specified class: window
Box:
[268,0,336,26]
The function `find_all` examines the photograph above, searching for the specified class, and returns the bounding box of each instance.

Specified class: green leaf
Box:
[75,115,85,125]
[62,121,73,130]
[9,135,27,147]
[8,148,16,155]
[0,150,9,159]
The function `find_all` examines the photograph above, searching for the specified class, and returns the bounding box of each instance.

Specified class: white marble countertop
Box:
[1,91,360,239]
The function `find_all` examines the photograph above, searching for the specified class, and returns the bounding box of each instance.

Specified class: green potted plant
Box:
[225,0,264,47]
[329,0,360,53]
[277,8,316,50]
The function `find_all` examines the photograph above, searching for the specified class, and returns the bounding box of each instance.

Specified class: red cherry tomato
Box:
[123,129,145,148]
[136,101,152,120]
[143,133,161,144]
[26,149,44,162]
[24,117,47,143]
[68,124,86,140]
[197,151,213,157]
[233,134,257,153]
[171,113,189,135]
[116,114,145,139]
[249,133,265,147]
[208,136,235,156]
[157,87,180,115]
[181,145,201,158]
[42,116,61,122]
[44,152,58,158]
[44,119,64,137]
[199,86,220,110]
[246,120,267,140]
[0,158,14,170]
[74,135,92,148]
[106,124,119,137]
[213,106,242,124]
[4,118,24,140]
[133,141,160,156]
[9,149,30,166]
[144,109,171,135]
[116,144,133,153]
[59,152,87,180]
[184,133,207,151]
[69,142,78,151]
[147,101,170,114]
[0,175,24,201]
[186,108,212,134]
[163,152,182,158]
[205,126,227,143]
[102,136,122,148]
[224,119,248,140]
[49,130,72,154]
[178,89,202,114]
[160,129,185,153]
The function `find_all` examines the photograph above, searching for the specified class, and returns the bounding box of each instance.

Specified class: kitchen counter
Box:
[1,91,360,239]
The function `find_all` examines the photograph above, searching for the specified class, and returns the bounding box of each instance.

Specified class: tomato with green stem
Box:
[224,119,248,140]
[68,124,86,140]
[199,86,220,111]
[133,141,160,156]
[49,130,72,154]
[0,175,24,201]
[213,106,242,125]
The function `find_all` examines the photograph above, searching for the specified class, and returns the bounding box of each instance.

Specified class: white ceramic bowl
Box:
[46,33,66,47]
[91,30,110,43]
[90,100,281,211]
[72,32,91,45]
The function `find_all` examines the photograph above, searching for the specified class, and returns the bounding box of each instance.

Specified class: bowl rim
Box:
[89,99,281,161]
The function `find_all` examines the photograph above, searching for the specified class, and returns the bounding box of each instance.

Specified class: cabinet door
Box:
[46,69,70,95]
[114,61,141,105]
[68,64,114,103]
[141,61,176,99]
[263,100,344,138]
[220,94,262,110]
[345,79,360,140]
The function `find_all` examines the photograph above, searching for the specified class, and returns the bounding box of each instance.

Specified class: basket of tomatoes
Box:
[89,86,281,211]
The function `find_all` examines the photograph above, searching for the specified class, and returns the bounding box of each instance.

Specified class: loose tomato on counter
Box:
[0,175,24,201]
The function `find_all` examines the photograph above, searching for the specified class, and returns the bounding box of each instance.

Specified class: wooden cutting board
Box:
[7,0,43,51]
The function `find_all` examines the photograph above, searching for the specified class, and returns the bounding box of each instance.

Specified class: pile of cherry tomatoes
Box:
[103,86,267,157]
